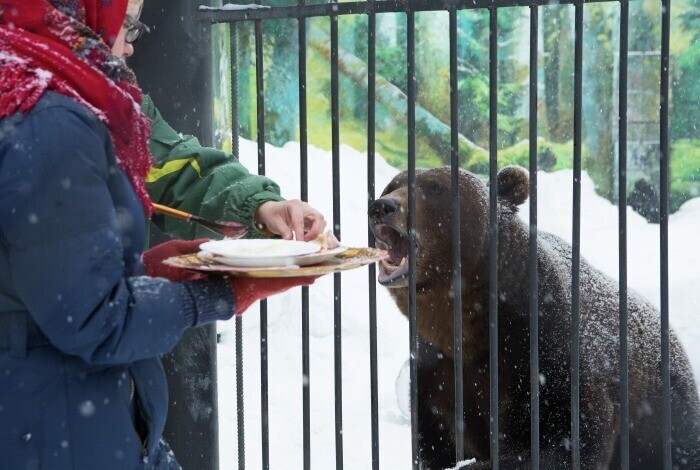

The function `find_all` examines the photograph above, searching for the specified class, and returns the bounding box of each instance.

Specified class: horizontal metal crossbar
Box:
[199,0,621,23]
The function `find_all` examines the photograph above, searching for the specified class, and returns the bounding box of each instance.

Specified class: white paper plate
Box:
[198,246,348,268]
[200,239,321,259]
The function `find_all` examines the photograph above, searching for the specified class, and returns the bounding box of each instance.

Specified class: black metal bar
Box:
[231,23,240,159]
[330,4,344,468]
[254,22,264,180]
[254,16,270,470]
[407,9,419,470]
[229,22,246,470]
[301,285,311,470]
[488,7,499,469]
[367,3,380,469]
[235,315,245,470]
[298,3,311,468]
[660,0,672,465]
[199,0,619,23]
[449,6,465,464]
[571,2,583,469]
[618,1,629,468]
[528,6,540,470]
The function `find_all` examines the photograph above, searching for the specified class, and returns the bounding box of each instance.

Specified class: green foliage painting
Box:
[217,0,700,214]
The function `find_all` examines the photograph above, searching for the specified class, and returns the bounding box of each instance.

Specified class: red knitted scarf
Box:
[0,0,153,215]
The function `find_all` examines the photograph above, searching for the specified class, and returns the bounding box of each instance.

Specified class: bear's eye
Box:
[429,181,443,195]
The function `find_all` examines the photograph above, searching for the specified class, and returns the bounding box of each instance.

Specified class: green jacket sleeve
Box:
[142,95,284,239]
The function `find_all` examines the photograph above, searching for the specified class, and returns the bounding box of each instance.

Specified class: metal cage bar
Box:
[231,24,241,160]
[330,3,344,468]
[488,7,499,469]
[449,6,465,464]
[235,309,246,470]
[528,6,540,469]
[660,0,672,465]
[618,1,630,468]
[297,2,312,468]
[367,2,380,468]
[253,16,271,470]
[229,22,246,470]
[571,2,583,468]
[406,9,420,470]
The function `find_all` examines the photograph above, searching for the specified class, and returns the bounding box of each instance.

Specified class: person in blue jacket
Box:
[0,1,315,468]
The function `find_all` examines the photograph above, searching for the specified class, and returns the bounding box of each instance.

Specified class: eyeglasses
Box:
[124,15,150,44]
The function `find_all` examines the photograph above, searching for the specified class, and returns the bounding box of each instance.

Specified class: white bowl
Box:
[198,246,348,269]
[200,239,321,259]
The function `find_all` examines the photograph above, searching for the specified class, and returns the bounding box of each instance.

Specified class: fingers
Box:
[265,216,293,240]
[255,200,328,242]
[309,208,327,231]
[289,204,305,241]
[304,215,324,241]
[260,213,293,240]
[300,204,326,241]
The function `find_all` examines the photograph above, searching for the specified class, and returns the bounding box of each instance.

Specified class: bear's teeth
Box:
[382,256,407,274]
[382,259,398,272]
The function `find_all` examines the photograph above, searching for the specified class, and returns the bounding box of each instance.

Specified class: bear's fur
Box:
[369,166,700,469]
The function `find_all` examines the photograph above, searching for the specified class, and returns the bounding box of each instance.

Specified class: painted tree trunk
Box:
[238,23,253,140]
[308,27,486,167]
[264,18,299,146]
[543,5,574,142]
[543,6,562,141]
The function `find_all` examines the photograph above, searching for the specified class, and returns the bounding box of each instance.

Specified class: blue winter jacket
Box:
[0,92,236,469]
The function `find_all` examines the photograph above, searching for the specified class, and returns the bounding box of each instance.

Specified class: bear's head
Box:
[368,165,529,290]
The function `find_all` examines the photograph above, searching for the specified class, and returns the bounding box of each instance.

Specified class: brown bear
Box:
[368,166,700,469]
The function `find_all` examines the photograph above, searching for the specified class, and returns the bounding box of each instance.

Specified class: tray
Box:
[164,247,388,278]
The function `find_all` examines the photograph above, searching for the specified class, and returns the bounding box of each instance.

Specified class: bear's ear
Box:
[497,166,529,207]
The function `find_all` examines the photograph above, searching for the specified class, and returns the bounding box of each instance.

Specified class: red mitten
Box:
[143,239,210,282]
[229,276,319,315]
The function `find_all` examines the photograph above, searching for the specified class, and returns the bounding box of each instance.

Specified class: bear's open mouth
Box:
[374,224,412,285]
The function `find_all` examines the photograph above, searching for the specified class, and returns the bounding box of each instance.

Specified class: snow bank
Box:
[217,139,700,469]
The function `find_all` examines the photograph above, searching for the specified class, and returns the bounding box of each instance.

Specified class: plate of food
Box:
[198,245,348,268]
[197,232,346,268]
[165,232,387,276]
[198,239,320,268]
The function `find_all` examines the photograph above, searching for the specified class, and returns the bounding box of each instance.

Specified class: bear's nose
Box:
[368,198,400,219]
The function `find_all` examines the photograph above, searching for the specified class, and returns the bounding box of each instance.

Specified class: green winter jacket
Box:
[143,95,284,239]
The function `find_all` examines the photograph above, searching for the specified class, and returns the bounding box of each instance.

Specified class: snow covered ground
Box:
[217,138,700,469]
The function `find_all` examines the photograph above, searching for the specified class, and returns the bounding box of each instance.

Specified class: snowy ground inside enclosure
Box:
[216,138,700,469]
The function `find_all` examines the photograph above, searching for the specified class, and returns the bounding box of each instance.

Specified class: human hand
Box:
[143,239,209,282]
[254,200,327,241]
[229,275,319,314]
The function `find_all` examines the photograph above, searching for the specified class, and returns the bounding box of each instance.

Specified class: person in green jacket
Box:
[143,95,326,242]
[120,0,326,243]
